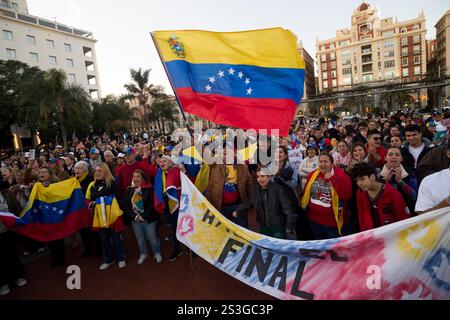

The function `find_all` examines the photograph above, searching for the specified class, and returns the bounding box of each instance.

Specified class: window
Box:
[382,30,395,37]
[26,35,35,45]
[83,46,93,58]
[378,62,382,69]
[6,48,16,60]
[414,56,420,64]
[322,72,328,80]
[323,81,328,89]
[29,52,38,62]
[401,47,408,56]
[413,45,420,54]
[330,61,336,69]
[332,79,337,87]
[402,57,408,66]
[11,2,18,10]
[3,30,13,40]
[64,43,71,52]
[401,37,408,46]
[47,39,55,48]
[341,49,351,56]
[330,43,335,49]
[354,66,358,72]
[362,74,373,82]
[362,64,373,73]
[384,70,395,79]
[321,54,326,62]
[65,59,74,67]
[49,56,57,65]
[384,50,394,58]
[330,52,335,60]
[402,68,409,77]
[339,40,350,46]
[384,40,394,48]
[361,45,371,54]
[413,24,420,31]
[384,60,395,68]
[331,70,337,78]
[413,35,420,44]
[343,77,351,84]
[0,0,8,7]
[401,27,407,34]
[342,59,351,66]
[414,66,420,75]
[68,74,76,82]
[321,62,327,70]
[342,67,352,75]
[362,55,372,63]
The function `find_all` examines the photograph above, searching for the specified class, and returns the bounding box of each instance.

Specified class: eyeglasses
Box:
[372,137,381,141]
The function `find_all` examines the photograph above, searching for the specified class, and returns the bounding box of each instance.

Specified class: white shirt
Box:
[408,143,425,168]
[415,168,450,212]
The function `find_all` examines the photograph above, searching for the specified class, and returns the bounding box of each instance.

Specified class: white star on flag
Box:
[205,85,212,91]
[228,68,235,75]
[59,210,64,214]
[53,207,57,211]
[208,76,216,84]
[45,205,49,209]
[238,72,244,79]
[245,78,251,85]
[246,88,253,95]
[218,70,225,78]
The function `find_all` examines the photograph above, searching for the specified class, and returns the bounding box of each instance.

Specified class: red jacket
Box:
[116,160,157,197]
[305,166,353,227]
[356,182,410,231]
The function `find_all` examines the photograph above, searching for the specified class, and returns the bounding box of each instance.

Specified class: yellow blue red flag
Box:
[152,28,305,136]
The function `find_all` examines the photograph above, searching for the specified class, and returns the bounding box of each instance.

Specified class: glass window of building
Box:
[323,81,328,89]
[402,68,409,77]
[49,56,57,65]
[321,62,327,70]
[64,43,72,52]
[413,35,420,44]
[384,60,395,68]
[322,72,328,80]
[413,45,420,54]
[414,56,420,64]
[401,47,408,56]
[414,66,420,75]
[362,74,373,82]
[384,70,395,79]
[384,50,394,58]
[321,54,326,62]
[3,30,13,40]
[402,57,408,66]
[342,67,352,75]
[401,37,408,46]
[330,52,335,60]
[29,52,38,62]
[11,2,18,10]
[47,39,55,49]
[26,35,36,45]
[6,48,16,60]
[66,59,74,67]
[332,79,337,87]
[68,74,76,82]
[383,40,394,48]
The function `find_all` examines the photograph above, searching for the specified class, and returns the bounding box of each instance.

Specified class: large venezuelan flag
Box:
[0,178,90,241]
[152,28,305,136]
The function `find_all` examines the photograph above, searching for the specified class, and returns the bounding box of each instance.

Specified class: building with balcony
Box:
[316,2,427,103]
[297,42,316,115]
[435,10,450,102]
[0,0,101,98]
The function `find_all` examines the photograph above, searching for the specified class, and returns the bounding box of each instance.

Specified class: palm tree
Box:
[380,87,414,112]
[17,68,89,149]
[124,68,162,130]
[91,95,131,136]
[342,95,361,114]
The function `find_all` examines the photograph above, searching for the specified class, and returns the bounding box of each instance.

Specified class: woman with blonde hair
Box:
[86,163,126,270]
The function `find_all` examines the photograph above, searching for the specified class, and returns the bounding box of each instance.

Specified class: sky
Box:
[27,0,449,97]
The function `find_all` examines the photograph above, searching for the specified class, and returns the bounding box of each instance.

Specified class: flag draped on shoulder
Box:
[0,178,90,241]
[180,146,210,194]
[154,167,182,214]
[92,195,123,229]
[152,28,305,136]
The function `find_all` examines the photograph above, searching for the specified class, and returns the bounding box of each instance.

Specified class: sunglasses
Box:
[372,137,381,141]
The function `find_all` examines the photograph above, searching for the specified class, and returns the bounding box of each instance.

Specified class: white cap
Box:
[117,153,125,158]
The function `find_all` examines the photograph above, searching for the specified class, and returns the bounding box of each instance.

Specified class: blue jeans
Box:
[131,220,160,256]
[221,203,248,228]
[309,221,349,240]
[98,229,126,263]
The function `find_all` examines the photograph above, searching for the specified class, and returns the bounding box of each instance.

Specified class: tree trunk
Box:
[56,98,68,150]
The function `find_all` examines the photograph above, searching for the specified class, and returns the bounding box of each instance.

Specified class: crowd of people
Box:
[0,109,449,296]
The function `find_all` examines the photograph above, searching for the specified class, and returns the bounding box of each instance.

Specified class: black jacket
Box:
[87,180,117,201]
[236,181,297,230]
[124,186,159,224]
[401,139,432,173]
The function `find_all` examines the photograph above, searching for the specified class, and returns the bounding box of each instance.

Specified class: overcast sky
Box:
[27,0,448,97]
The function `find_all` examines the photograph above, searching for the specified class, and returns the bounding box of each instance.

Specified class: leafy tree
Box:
[91,95,132,136]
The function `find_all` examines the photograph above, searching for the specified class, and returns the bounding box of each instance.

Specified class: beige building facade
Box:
[435,10,450,101]
[0,0,101,98]
[316,2,427,97]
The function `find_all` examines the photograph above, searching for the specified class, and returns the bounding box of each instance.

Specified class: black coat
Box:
[236,181,297,230]
[124,186,159,224]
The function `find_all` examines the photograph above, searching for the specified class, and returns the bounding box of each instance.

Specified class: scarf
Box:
[301,168,344,235]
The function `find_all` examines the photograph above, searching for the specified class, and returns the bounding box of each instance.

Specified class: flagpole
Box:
[150,32,193,139]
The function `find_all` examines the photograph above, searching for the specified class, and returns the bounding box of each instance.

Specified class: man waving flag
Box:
[152,28,305,136]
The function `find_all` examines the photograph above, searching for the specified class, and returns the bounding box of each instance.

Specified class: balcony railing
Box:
[0,6,94,39]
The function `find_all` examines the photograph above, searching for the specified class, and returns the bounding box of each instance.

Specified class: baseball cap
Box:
[48,158,58,164]
[117,153,125,158]
[69,151,75,156]
[89,148,99,154]
[125,147,135,155]
[164,145,174,152]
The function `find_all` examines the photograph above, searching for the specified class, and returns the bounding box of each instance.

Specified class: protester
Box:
[401,125,432,173]
[301,153,352,239]
[86,163,126,270]
[298,144,319,188]
[351,162,410,231]
[125,170,162,264]
[333,141,351,170]
[233,166,297,239]
[366,130,387,170]
[415,164,450,215]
